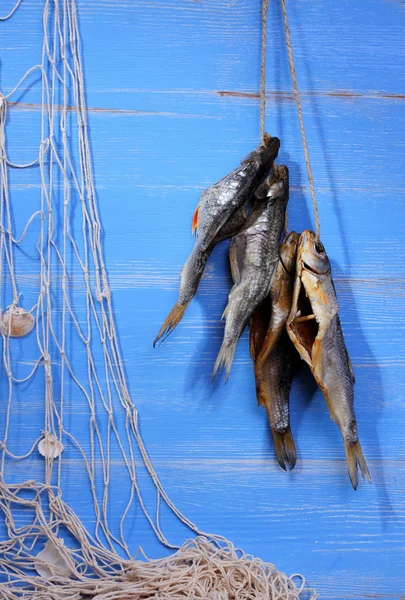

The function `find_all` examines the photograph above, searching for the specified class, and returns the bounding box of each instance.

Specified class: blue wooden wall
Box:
[1,1,405,598]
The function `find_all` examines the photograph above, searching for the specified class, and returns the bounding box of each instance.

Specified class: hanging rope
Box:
[280,0,320,241]
[260,0,269,142]
[261,0,290,234]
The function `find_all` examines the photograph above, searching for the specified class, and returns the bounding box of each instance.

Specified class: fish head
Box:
[242,136,280,175]
[298,230,331,276]
[257,136,281,176]
[280,231,299,275]
[262,134,281,154]
[254,164,289,202]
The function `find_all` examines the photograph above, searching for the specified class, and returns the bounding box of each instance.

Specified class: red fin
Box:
[191,205,199,234]
[153,302,187,347]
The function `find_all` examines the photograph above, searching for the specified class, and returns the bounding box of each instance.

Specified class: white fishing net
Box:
[0,1,318,598]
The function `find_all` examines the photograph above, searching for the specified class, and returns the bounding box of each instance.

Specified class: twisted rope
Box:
[280,0,320,240]
[260,0,269,142]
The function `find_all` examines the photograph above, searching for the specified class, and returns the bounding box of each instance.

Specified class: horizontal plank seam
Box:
[6,88,405,116]
[7,102,221,119]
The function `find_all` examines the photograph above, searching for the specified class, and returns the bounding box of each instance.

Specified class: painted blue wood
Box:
[1,1,405,598]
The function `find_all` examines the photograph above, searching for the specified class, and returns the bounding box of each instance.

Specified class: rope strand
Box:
[260,0,269,142]
[280,0,320,241]
[261,0,289,234]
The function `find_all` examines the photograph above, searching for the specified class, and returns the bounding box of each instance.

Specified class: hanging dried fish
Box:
[251,231,300,470]
[153,135,280,346]
[213,164,289,380]
[286,230,371,489]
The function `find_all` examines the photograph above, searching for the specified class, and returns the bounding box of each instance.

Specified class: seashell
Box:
[1,306,35,338]
[34,538,72,579]
[38,433,64,459]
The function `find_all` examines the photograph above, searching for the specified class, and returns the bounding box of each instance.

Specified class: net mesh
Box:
[0,1,317,598]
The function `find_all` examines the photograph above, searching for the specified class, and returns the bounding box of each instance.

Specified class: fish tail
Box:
[153,302,188,347]
[344,440,371,490]
[154,243,211,347]
[212,340,237,382]
[272,428,297,471]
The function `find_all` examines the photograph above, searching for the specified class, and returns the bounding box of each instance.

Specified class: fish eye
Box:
[313,241,325,255]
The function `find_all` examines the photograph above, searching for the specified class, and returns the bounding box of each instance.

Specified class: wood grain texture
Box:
[1,1,405,598]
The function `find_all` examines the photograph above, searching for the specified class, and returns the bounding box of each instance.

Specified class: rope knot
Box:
[97,287,111,302]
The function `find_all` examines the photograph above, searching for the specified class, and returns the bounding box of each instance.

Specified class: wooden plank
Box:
[0,1,405,598]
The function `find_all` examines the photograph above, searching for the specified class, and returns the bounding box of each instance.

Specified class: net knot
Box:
[41,138,50,152]
[97,288,110,302]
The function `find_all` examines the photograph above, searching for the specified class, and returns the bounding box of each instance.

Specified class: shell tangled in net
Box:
[1,306,35,338]
[38,433,64,459]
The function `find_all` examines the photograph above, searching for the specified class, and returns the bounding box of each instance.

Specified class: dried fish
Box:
[287,230,371,489]
[154,136,280,346]
[251,232,300,470]
[214,165,289,379]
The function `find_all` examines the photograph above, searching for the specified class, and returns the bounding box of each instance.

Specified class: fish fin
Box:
[228,239,240,284]
[212,340,237,382]
[272,428,297,471]
[344,440,371,490]
[257,327,278,367]
[221,304,229,321]
[345,349,355,384]
[254,365,264,406]
[348,357,355,384]
[229,234,247,285]
[337,315,355,384]
[191,205,200,234]
[249,308,268,360]
[153,302,188,347]
[249,326,256,360]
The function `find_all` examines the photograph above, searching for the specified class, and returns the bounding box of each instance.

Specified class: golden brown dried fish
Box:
[286,230,371,489]
[250,232,300,470]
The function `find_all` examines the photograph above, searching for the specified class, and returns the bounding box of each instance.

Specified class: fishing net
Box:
[0,1,318,598]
